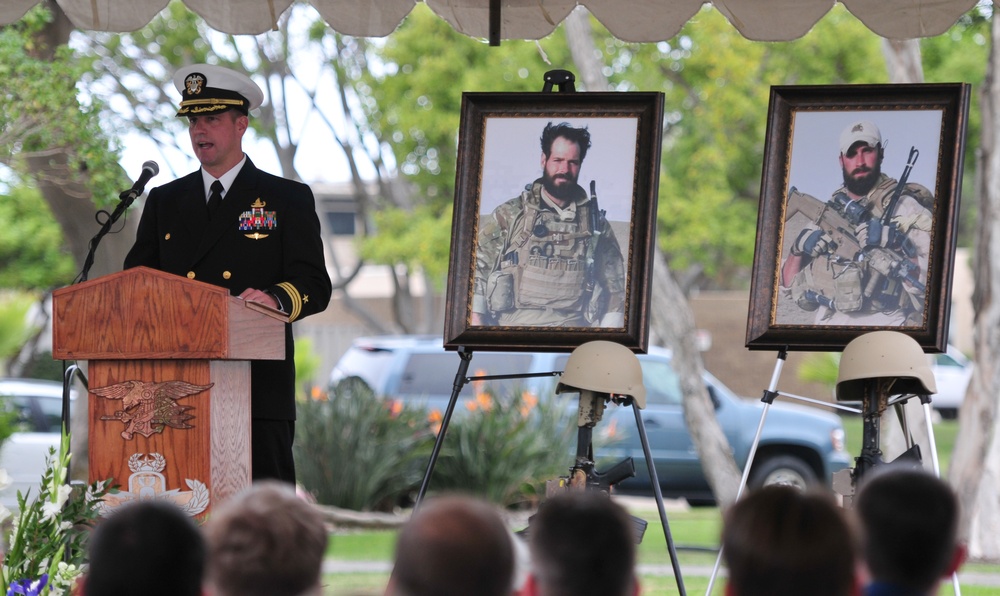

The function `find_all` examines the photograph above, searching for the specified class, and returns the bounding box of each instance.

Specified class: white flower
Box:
[0,467,11,490]
[54,483,72,507]
[41,499,62,521]
[40,481,73,520]
[0,503,10,525]
[50,561,82,596]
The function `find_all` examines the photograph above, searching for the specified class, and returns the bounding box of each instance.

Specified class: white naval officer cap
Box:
[839,120,882,155]
[173,63,264,117]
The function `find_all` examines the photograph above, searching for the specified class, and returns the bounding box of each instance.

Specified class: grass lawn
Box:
[320,417,994,595]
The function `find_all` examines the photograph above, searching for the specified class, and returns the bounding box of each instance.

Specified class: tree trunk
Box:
[877,38,935,472]
[949,14,1000,559]
[565,7,740,507]
[649,248,742,506]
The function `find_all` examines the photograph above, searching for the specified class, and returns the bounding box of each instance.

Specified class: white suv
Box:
[0,378,73,510]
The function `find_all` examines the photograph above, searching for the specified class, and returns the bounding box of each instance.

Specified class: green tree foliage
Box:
[921,7,990,246]
[360,5,572,212]
[354,5,574,283]
[358,205,454,288]
[601,6,887,285]
[0,292,37,366]
[0,185,75,289]
[0,6,125,207]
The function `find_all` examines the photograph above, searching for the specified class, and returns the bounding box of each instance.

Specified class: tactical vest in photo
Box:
[485,182,601,320]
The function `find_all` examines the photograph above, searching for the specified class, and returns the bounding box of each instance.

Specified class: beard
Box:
[842,162,882,196]
[541,171,578,201]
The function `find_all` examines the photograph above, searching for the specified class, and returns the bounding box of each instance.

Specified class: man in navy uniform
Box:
[124,64,332,483]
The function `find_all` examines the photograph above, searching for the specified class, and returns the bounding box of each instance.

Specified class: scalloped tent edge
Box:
[0,0,983,42]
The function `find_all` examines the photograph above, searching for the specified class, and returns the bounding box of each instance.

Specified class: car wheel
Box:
[749,455,817,491]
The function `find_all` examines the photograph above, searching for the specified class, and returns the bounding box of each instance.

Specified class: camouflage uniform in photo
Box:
[785,173,934,326]
[473,179,626,327]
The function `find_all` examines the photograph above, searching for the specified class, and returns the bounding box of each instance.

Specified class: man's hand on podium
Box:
[239,288,281,311]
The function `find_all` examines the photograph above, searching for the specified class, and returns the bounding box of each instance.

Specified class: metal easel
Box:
[415,68,580,506]
[704,344,956,595]
[416,69,686,594]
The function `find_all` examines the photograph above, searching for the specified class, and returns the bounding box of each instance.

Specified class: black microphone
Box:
[121,160,159,199]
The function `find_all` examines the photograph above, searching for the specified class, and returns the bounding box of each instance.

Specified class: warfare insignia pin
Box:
[239,197,277,240]
[184,73,206,96]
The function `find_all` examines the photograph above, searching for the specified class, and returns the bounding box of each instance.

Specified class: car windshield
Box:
[640,359,683,406]
[934,353,966,368]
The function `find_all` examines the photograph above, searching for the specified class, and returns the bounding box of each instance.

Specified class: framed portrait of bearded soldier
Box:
[746,83,970,353]
[443,91,664,352]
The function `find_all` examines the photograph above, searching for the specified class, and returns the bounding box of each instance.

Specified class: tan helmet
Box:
[556,340,646,408]
[835,331,936,401]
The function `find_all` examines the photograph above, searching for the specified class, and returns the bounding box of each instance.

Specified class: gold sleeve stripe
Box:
[277,282,303,321]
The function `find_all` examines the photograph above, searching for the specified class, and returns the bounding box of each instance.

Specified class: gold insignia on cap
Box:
[185,73,206,96]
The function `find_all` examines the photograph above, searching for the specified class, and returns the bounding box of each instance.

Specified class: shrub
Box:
[428,381,577,507]
[294,377,433,511]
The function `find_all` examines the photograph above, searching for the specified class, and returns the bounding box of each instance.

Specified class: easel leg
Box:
[918,398,961,596]
[632,405,687,595]
[705,348,787,595]
[415,347,473,509]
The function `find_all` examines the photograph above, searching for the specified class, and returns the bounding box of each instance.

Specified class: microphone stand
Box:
[77,186,142,283]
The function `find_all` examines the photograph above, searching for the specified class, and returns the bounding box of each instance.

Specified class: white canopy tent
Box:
[0,0,984,42]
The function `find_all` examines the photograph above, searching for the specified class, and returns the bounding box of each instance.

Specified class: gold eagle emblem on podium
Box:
[94,380,212,440]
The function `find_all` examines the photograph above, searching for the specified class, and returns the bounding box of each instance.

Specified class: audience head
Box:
[524,491,639,596]
[855,467,964,594]
[204,481,328,596]
[82,500,205,596]
[722,485,859,596]
[386,494,514,596]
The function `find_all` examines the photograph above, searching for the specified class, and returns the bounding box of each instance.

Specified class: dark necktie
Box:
[207,180,224,218]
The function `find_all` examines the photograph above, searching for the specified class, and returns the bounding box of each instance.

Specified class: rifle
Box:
[785,186,864,261]
[860,145,922,298]
[582,181,606,323]
[882,146,919,224]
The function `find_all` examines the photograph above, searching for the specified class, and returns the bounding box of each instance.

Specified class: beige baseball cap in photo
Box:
[839,120,882,155]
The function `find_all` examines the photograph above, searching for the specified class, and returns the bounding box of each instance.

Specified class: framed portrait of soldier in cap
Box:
[746,84,971,353]
[443,91,664,353]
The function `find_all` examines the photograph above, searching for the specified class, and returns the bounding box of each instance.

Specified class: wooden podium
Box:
[52,266,287,518]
